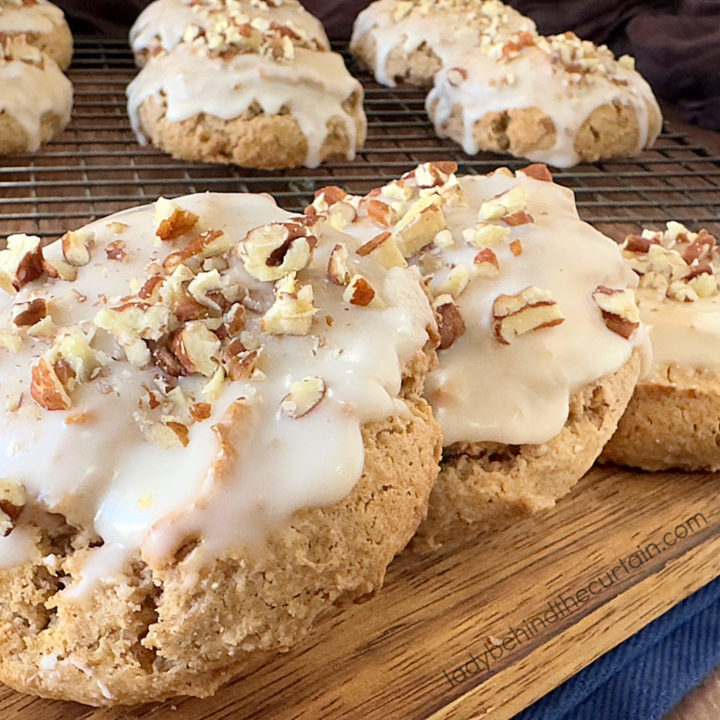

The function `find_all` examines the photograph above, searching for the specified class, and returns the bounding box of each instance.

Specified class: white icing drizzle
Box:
[318,164,647,446]
[126,43,364,168]
[620,223,720,373]
[0,193,433,590]
[0,524,38,568]
[424,173,646,444]
[351,0,535,87]
[129,0,330,62]
[426,33,660,167]
[0,38,72,152]
[644,299,720,371]
[39,652,57,671]
[0,0,64,36]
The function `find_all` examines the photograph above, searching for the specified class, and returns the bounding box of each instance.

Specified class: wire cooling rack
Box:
[2,36,720,242]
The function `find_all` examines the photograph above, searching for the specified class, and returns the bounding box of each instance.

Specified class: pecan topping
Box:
[592,286,640,339]
[492,286,564,344]
[434,295,466,350]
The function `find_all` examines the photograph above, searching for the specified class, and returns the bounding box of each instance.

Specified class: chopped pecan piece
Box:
[0,234,45,293]
[434,294,466,350]
[414,161,458,189]
[343,275,383,308]
[492,286,564,344]
[240,222,317,282]
[356,232,406,269]
[12,298,47,327]
[221,339,260,381]
[503,211,534,226]
[520,164,553,182]
[280,376,326,418]
[155,198,199,241]
[474,248,500,277]
[30,357,72,411]
[61,229,93,266]
[624,234,660,254]
[171,322,221,377]
[327,243,351,286]
[592,286,640,339]
[106,240,127,262]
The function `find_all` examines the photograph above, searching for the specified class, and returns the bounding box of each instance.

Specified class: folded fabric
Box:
[53,0,146,34]
[514,575,720,720]
[620,2,720,132]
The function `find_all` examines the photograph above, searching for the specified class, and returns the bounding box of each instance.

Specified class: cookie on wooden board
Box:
[601,223,720,471]
[0,192,441,704]
[306,161,647,548]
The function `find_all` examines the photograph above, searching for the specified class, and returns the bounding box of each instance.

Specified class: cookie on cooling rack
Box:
[350,0,535,88]
[130,0,330,67]
[601,223,720,471]
[0,0,72,70]
[426,31,662,167]
[0,34,72,154]
[306,161,647,549]
[0,190,441,704]
[127,10,366,169]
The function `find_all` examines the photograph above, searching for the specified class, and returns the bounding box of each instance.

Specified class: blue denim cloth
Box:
[514,575,720,720]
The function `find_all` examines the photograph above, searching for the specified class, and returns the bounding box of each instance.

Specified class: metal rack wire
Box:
[2,36,720,242]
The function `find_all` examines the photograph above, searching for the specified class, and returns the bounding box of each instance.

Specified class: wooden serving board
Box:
[1,465,720,720]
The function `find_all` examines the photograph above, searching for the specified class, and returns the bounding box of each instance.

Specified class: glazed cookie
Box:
[0,34,72,154]
[0,0,72,70]
[350,0,535,88]
[0,193,441,704]
[130,0,329,67]
[127,12,366,169]
[601,224,720,471]
[307,162,646,548]
[426,31,662,167]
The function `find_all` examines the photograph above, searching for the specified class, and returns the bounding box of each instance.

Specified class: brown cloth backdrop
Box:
[55,0,720,130]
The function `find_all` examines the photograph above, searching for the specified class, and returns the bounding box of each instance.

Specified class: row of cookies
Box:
[351,0,663,167]
[0,162,713,705]
[1,0,661,167]
[308,164,720,542]
[127,0,367,169]
[0,0,73,153]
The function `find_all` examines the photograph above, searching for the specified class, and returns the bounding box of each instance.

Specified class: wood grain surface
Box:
[0,464,718,720]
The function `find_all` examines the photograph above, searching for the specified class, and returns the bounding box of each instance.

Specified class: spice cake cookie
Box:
[601,223,720,471]
[350,0,535,88]
[0,192,441,704]
[426,31,662,167]
[306,161,647,548]
[130,0,329,67]
[127,12,366,169]
[0,0,72,70]
[0,34,72,154]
